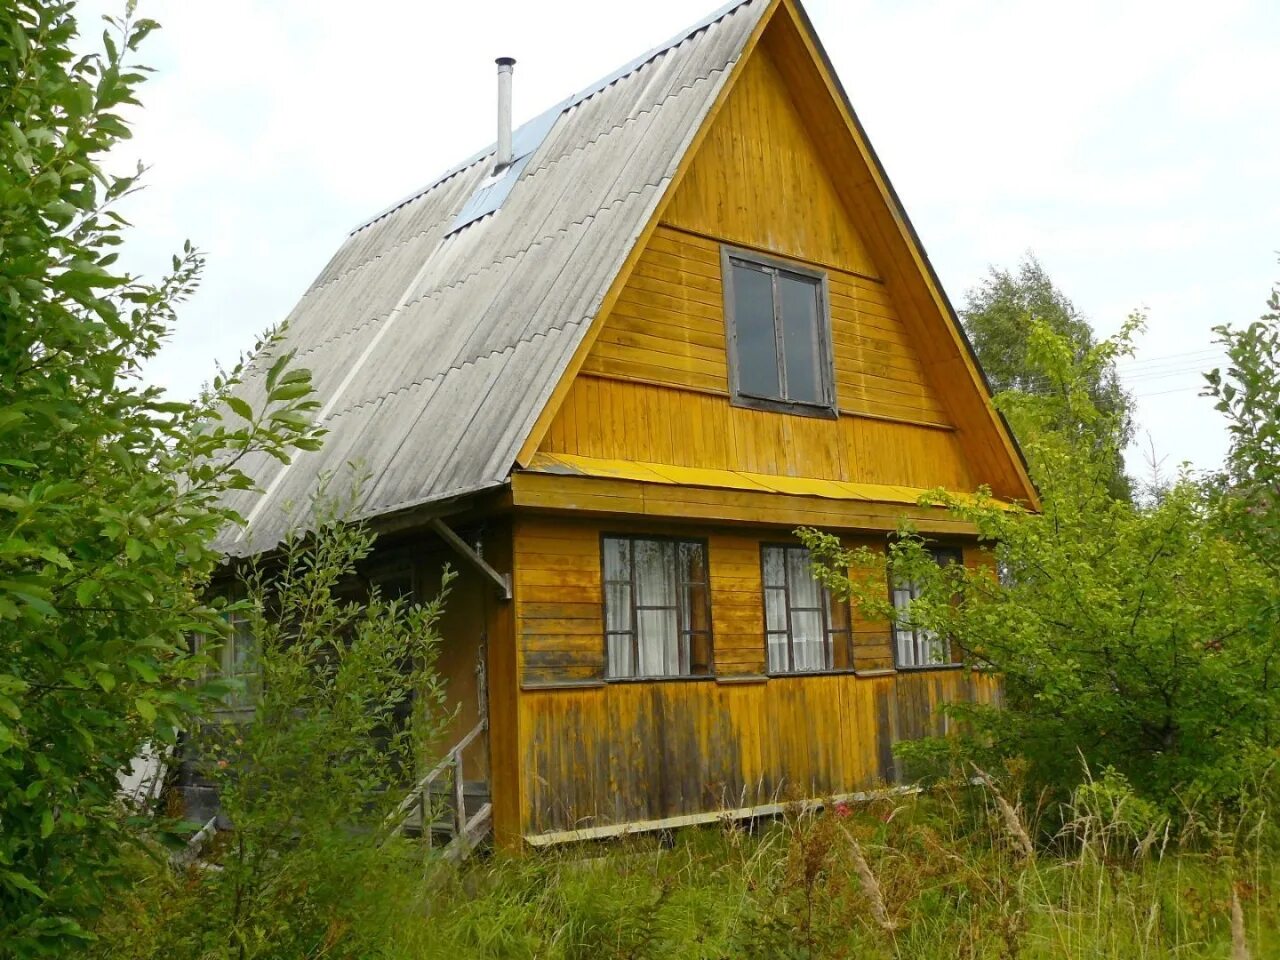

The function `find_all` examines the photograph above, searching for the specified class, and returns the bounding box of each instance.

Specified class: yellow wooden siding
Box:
[661,38,879,278]
[581,226,950,426]
[510,472,983,537]
[552,38,985,494]
[519,669,998,834]
[542,377,973,489]
[513,515,1006,833]
[515,516,901,685]
[758,6,1035,504]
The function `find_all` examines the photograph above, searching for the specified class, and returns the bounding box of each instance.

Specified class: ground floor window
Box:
[892,546,964,668]
[761,544,852,673]
[602,536,712,678]
[196,600,256,711]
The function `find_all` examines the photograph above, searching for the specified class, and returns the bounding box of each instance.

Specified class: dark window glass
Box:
[731,262,779,399]
[603,536,712,679]
[761,544,852,674]
[727,251,832,410]
[779,273,823,404]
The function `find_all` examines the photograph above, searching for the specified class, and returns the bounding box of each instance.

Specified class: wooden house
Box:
[216,0,1037,849]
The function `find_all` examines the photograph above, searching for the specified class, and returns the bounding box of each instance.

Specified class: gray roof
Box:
[218,0,767,555]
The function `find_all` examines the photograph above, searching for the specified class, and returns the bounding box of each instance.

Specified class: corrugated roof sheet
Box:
[217,0,768,555]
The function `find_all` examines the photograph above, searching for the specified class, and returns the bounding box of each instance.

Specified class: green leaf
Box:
[40,810,54,839]
[226,396,253,421]
[126,658,158,683]
[0,409,26,435]
[1,870,47,900]
[134,698,157,722]
[267,381,311,403]
[95,672,116,693]
[8,590,56,618]
[265,349,295,391]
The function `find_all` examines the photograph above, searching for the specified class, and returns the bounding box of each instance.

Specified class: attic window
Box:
[722,247,836,417]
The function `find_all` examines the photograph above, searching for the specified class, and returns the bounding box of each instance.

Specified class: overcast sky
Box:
[79,0,1279,479]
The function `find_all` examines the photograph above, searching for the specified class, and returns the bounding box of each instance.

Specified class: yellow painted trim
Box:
[510,471,990,535]
[513,0,785,469]
[526,452,1014,511]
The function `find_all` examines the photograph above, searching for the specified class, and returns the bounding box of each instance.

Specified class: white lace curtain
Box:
[605,538,687,678]
[763,545,831,673]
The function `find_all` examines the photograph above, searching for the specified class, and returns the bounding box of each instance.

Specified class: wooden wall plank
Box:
[511,515,995,833]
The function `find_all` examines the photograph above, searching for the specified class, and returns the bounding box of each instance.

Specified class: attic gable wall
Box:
[537,32,980,493]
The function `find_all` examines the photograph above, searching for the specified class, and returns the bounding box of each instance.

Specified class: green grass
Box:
[93,784,1280,960]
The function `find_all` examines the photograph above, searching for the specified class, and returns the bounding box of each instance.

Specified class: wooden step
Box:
[443,802,493,863]
[400,780,489,838]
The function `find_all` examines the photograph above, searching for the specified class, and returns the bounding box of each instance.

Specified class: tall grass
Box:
[92,776,1278,959]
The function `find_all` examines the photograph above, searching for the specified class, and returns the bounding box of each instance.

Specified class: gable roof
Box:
[219,0,1034,557]
[218,0,772,555]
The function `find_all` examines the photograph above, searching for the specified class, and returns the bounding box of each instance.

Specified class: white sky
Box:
[79,0,1280,478]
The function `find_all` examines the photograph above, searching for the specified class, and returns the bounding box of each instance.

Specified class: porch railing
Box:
[384,718,489,854]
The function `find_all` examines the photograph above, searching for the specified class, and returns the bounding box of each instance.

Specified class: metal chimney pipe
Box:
[495,57,515,172]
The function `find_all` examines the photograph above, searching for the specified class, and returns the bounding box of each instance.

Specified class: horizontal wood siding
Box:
[543,374,973,490]
[556,38,982,493]
[515,516,898,686]
[510,472,983,538]
[513,516,996,833]
[583,227,948,427]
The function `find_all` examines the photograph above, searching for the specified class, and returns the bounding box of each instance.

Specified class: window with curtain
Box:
[723,247,835,415]
[892,546,964,668]
[761,544,852,674]
[197,602,256,712]
[603,536,712,679]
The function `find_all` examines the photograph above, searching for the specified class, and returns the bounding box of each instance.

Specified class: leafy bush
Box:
[158,494,451,960]
[803,312,1280,813]
[0,5,322,953]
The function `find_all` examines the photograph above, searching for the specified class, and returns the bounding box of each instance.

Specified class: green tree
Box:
[961,254,1134,500]
[0,4,322,952]
[1205,279,1280,561]
[803,317,1280,810]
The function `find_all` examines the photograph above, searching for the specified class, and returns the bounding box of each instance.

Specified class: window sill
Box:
[730,393,839,420]
[603,673,716,685]
[763,668,906,679]
[521,679,607,691]
[893,663,966,673]
[715,674,768,685]
[766,668,854,679]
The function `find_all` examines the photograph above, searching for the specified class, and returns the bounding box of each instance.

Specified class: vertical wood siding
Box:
[520,667,998,835]
[513,516,996,835]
